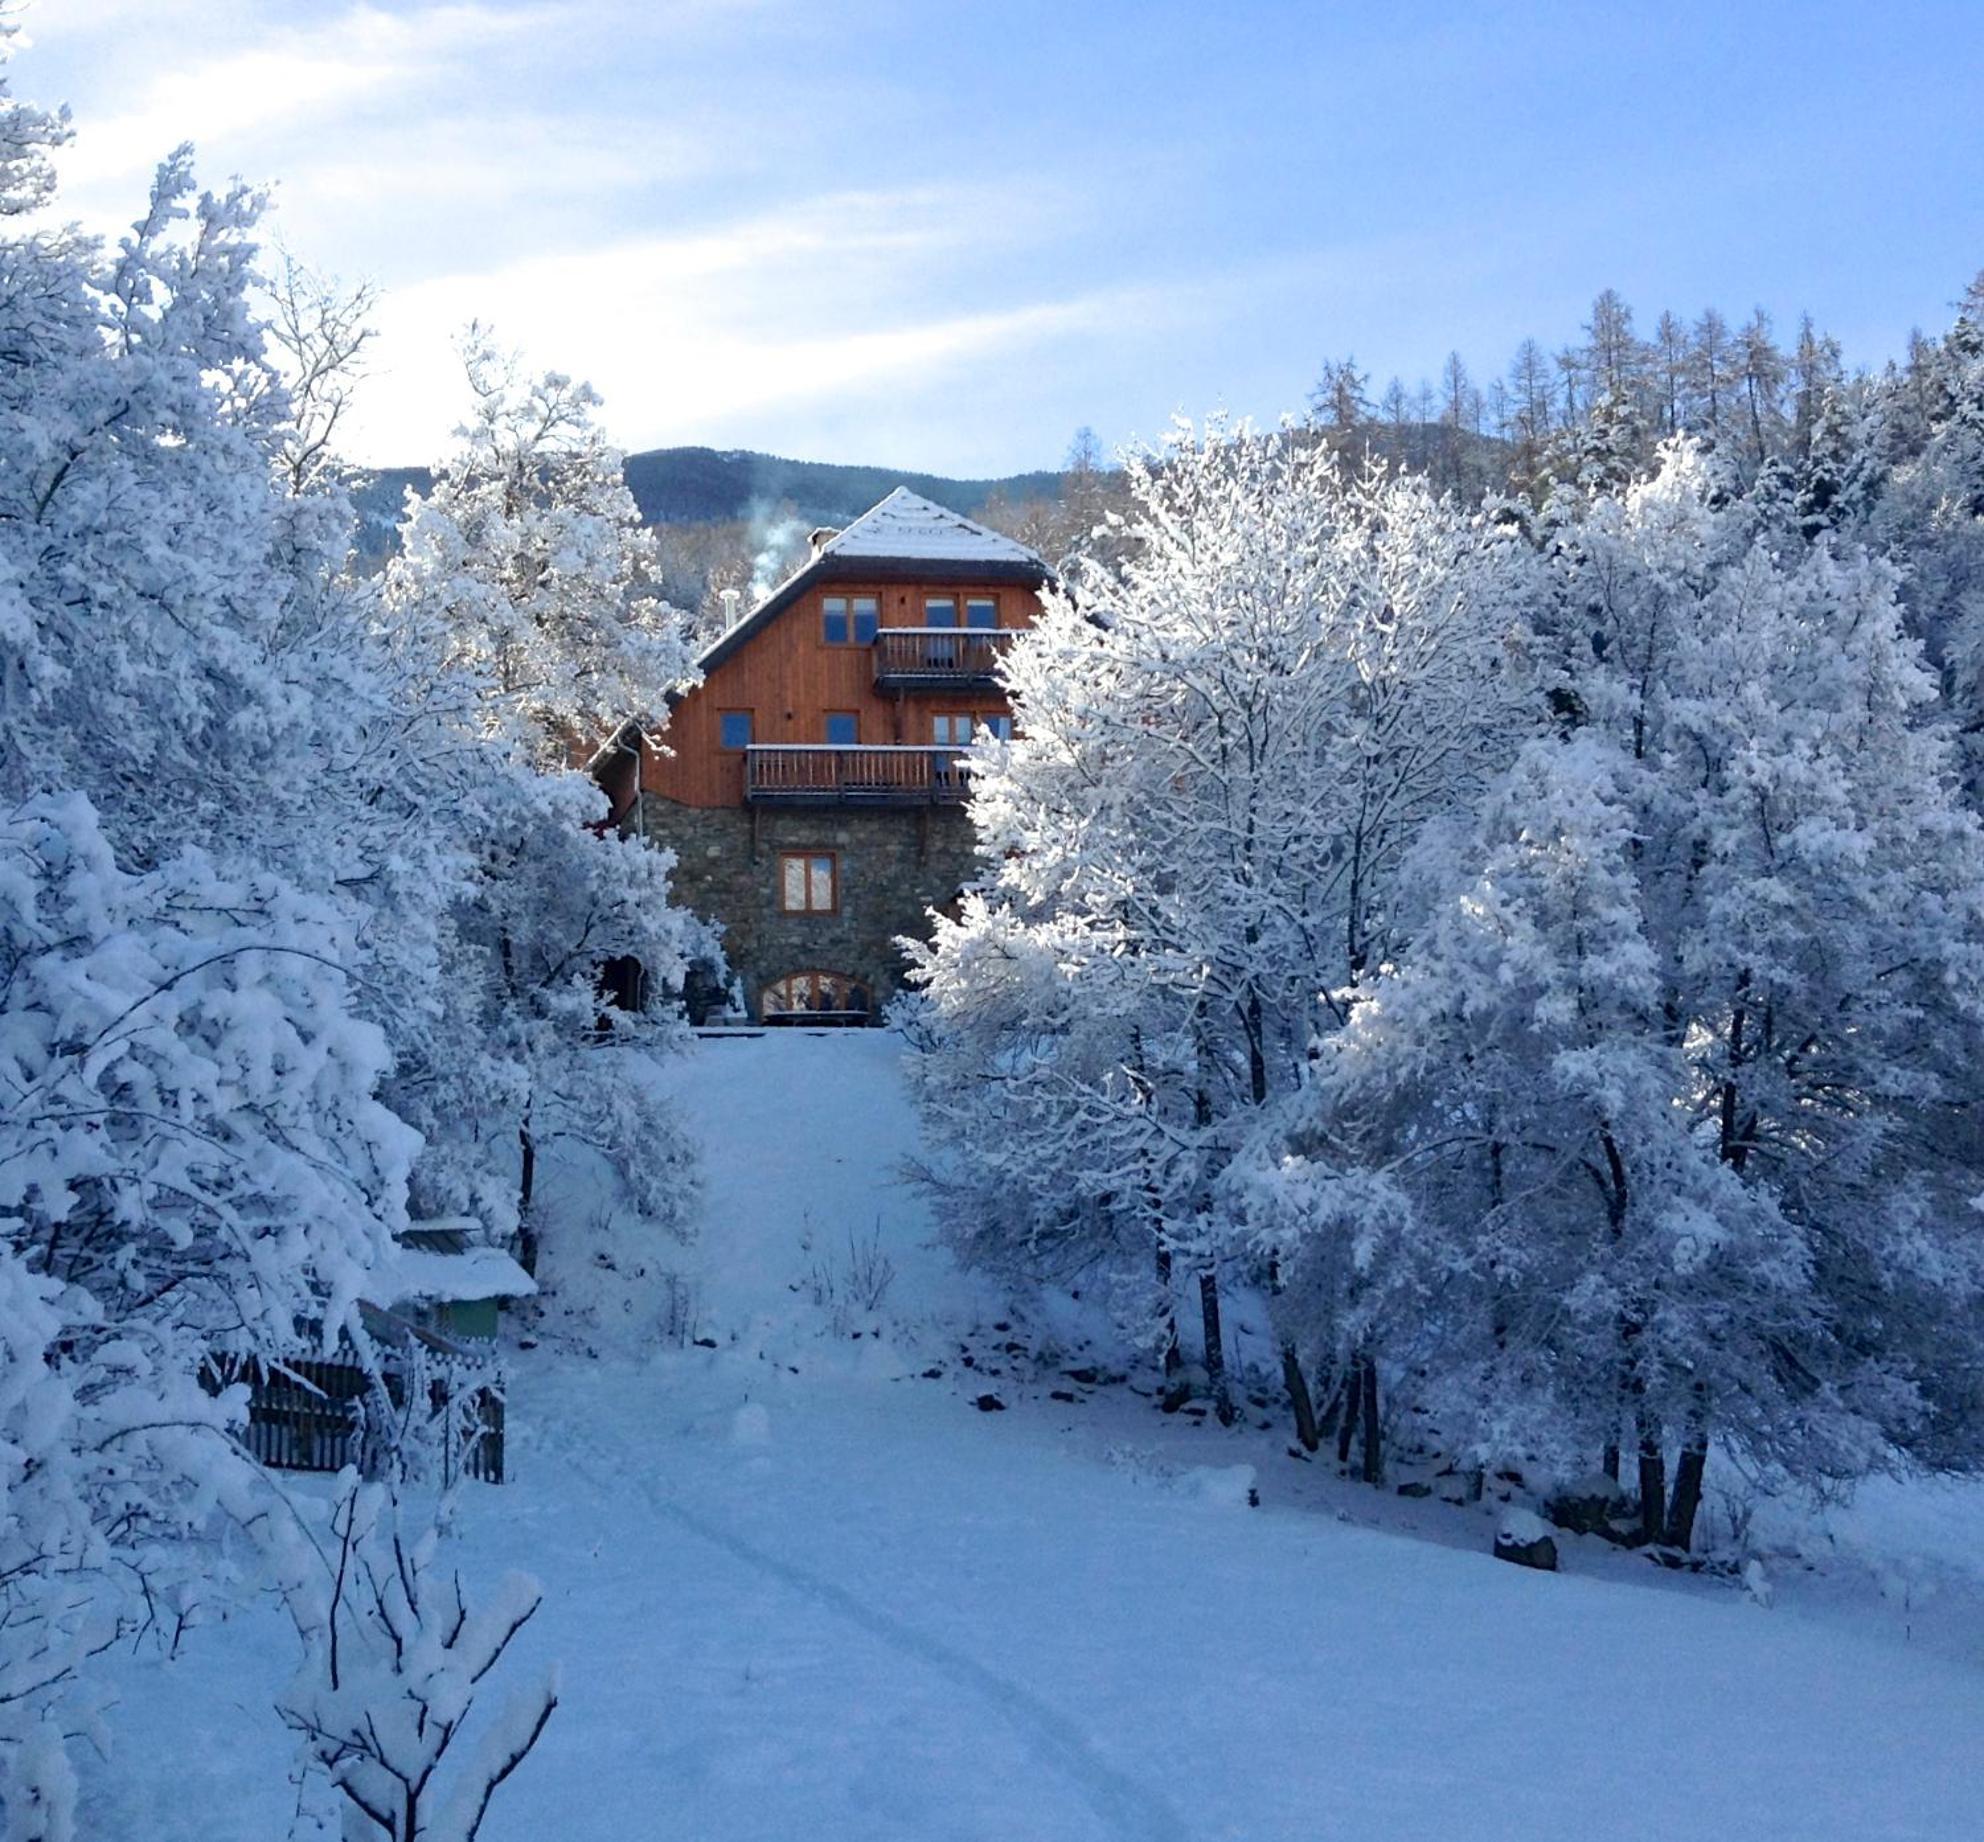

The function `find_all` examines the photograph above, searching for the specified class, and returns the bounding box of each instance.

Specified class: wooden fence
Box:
[206,1325,505,1486]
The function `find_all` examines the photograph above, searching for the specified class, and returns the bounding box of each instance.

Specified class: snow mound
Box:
[1105,1447,1256,1508]
[1183,1464,1257,1509]
[1498,1507,1552,1546]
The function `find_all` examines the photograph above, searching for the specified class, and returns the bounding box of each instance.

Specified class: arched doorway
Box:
[760,970,874,1026]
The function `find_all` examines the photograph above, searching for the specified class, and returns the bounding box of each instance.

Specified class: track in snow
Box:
[562,1428,1192,1842]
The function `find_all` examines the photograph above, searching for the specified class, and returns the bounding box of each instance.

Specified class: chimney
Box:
[719,587,742,627]
[809,526,839,556]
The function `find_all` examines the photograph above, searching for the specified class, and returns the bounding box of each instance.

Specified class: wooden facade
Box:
[639,572,1044,810]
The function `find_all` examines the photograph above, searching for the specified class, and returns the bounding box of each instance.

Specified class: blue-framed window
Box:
[965,596,998,630]
[825,712,858,746]
[719,711,753,749]
[823,595,880,645]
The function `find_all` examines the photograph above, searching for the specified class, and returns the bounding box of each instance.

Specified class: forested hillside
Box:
[350,447,1067,559]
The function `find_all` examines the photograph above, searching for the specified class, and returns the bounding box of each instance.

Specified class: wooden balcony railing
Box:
[745,744,976,806]
[871,626,1014,690]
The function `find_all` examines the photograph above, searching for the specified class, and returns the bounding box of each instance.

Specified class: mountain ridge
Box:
[350,444,1068,539]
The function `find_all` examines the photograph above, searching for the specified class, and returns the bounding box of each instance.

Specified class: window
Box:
[932,714,978,791]
[823,595,880,645]
[923,596,958,667]
[825,712,858,746]
[719,710,753,750]
[778,851,837,914]
[933,712,1012,745]
[965,596,998,630]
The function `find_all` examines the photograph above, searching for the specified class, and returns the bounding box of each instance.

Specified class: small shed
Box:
[373,1218,536,1342]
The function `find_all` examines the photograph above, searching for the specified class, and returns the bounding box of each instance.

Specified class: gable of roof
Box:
[821,486,1044,565]
[695,486,1051,675]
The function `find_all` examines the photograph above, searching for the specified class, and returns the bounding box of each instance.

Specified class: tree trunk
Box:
[1336,1355,1363,1466]
[1314,1366,1346,1439]
[1359,1355,1383,1485]
[1666,1442,1708,1553]
[516,1117,539,1277]
[1154,1239,1182,1379]
[1666,1402,1711,1551]
[1281,1345,1320,1451]
[1266,1251,1318,1450]
[1198,1268,1235,1424]
[1636,1415,1667,1549]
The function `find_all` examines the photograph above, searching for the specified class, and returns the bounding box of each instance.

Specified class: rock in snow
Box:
[1546,1472,1627,1536]
[1495,1508,1559,1572]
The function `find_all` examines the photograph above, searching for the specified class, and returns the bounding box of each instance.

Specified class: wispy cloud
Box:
[341,183,1125,461]
[53,3,553,190]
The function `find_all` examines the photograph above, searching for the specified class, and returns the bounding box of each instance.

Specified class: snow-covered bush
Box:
[277,1478,556,1842]
[0,791,412,1820]
[804,1222,898,1335]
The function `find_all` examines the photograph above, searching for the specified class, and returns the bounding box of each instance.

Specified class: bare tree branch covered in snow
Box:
[278,1479,556,1842]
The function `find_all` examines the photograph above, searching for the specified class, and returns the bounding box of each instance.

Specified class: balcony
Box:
[871,626,1014,692]
[745,744,976,806]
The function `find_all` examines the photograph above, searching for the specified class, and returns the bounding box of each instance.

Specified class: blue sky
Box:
[24,0,1984,475]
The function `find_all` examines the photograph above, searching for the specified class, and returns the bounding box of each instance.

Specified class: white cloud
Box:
[50,3,555,189]
[18,0,1312,474]
[339,186,1139,463]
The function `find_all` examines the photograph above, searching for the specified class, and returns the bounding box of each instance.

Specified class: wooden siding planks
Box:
[645,578,1040,808]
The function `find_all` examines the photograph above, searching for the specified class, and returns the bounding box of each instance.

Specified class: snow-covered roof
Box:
[376,1242,538,1306]
[694,485,1051,675]
[817,487,1044,566]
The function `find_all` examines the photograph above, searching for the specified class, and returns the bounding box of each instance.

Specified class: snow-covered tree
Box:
[0,42,684,1812]
[907,419,1536,1436]
[384,330,693,767]
[0,54,442,1816]
[377,339,708,1283]
[1866,278,1984,804]
[1258,442,1984,1545]
[0,798,414,1822]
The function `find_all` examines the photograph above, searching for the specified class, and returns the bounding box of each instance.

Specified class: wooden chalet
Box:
[598,488,1051,1023]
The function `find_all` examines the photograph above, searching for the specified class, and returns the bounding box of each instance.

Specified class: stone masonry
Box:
[636,797,981,1019]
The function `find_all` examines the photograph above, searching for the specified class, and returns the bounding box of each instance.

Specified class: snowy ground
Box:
[92,1031,1984,1841]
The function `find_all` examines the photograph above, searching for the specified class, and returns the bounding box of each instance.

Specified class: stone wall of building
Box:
[635,797,981,1019]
